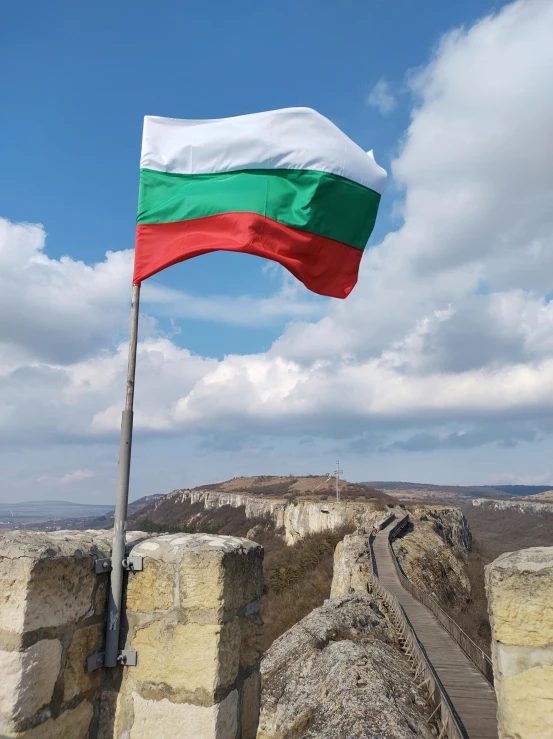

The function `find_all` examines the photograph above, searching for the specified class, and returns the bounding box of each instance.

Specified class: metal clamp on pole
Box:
[87,648,138,673]
[122,555,143,572]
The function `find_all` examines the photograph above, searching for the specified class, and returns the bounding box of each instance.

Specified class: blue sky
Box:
[2,0,553,502]
[2,0,502,354]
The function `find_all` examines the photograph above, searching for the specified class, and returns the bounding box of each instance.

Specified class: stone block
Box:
[130,690,238,739]
[179,552,226,613]
[501,665,553,738]
[25,558,98,632]
[126,558,175,612]
[63,624,104,702]
[486,546,553,647]
[131,619,240,697]
[0,530,114,635]
[179,542,263,615]
[11,699,93,739]
[0,558,32,635]
[0,639,62,732]
[240,672,261,739]
[486,546,553,739]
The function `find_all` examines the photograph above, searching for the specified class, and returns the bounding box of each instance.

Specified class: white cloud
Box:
[367,78,397,116]
[0,219,134,365]
[37,469,96,485]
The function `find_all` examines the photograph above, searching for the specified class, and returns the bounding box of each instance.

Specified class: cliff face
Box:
[392,506,472,607]
[257,596,435,739]
[144,489,391,545]
[409,505,472,555]
[473,497,553,515]
[330,533,372,598]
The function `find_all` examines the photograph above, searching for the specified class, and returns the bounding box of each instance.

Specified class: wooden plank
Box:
[372,522,498,739]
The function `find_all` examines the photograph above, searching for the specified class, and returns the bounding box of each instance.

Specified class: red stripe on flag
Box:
[134,213,363,299]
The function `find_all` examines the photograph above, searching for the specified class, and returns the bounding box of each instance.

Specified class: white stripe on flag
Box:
[140,107,386,193]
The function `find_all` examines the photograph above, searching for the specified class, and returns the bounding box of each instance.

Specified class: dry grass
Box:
[260,527,353,649]
[189,475,396,505]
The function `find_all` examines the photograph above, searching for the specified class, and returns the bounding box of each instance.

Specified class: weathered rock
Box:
[392,508,471,607]
[486,547,553,738]
[330,534,372,598]
[148,489,391,544]
[408,506,471,555]
[258,596,434,739]
[473,497,553,515]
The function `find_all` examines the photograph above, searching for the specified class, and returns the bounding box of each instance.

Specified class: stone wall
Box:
[485,546,553,739]
[0,529,263,739]
[0,529,116,738]
[114,533,263,739]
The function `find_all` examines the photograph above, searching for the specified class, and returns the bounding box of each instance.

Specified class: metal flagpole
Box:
[104,283,141,668]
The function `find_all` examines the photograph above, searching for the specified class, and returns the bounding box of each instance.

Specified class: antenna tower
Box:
[334,460,343,502]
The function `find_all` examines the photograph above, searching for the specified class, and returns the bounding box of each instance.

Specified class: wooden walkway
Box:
[372,519,498,739]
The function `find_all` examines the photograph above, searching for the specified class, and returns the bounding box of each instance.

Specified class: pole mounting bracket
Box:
[94,558,112,574]
[122,555,143,572]
[94,555,143,575]
[87,649,138,672]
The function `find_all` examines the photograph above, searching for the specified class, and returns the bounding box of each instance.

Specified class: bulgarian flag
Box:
[134,107,386,299]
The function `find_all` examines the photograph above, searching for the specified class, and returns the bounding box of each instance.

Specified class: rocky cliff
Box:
[472,497,553,515]
[391,506,472,607]
[257,596,435,739]
[330,533,373,598]
[139,489,392,545]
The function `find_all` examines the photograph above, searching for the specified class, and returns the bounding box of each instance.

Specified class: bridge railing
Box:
[386,513,494,686]
[367,549,467,739]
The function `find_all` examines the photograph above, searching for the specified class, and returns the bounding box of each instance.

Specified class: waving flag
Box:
[134,107,386,298]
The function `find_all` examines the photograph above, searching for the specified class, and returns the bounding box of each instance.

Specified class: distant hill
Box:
[126,476,396,536]
[0,500,114,525]
[187,475,392,502]
[0,494,164,531]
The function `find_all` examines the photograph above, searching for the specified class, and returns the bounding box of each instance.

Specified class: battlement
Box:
[0,530,263,738]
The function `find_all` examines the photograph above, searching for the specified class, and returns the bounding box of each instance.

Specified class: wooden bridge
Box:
[371,512,498,739]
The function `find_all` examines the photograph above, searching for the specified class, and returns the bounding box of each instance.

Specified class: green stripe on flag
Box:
[137,168,381,250]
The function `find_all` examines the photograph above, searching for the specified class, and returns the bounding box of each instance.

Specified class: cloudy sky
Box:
[2,0,553,503]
